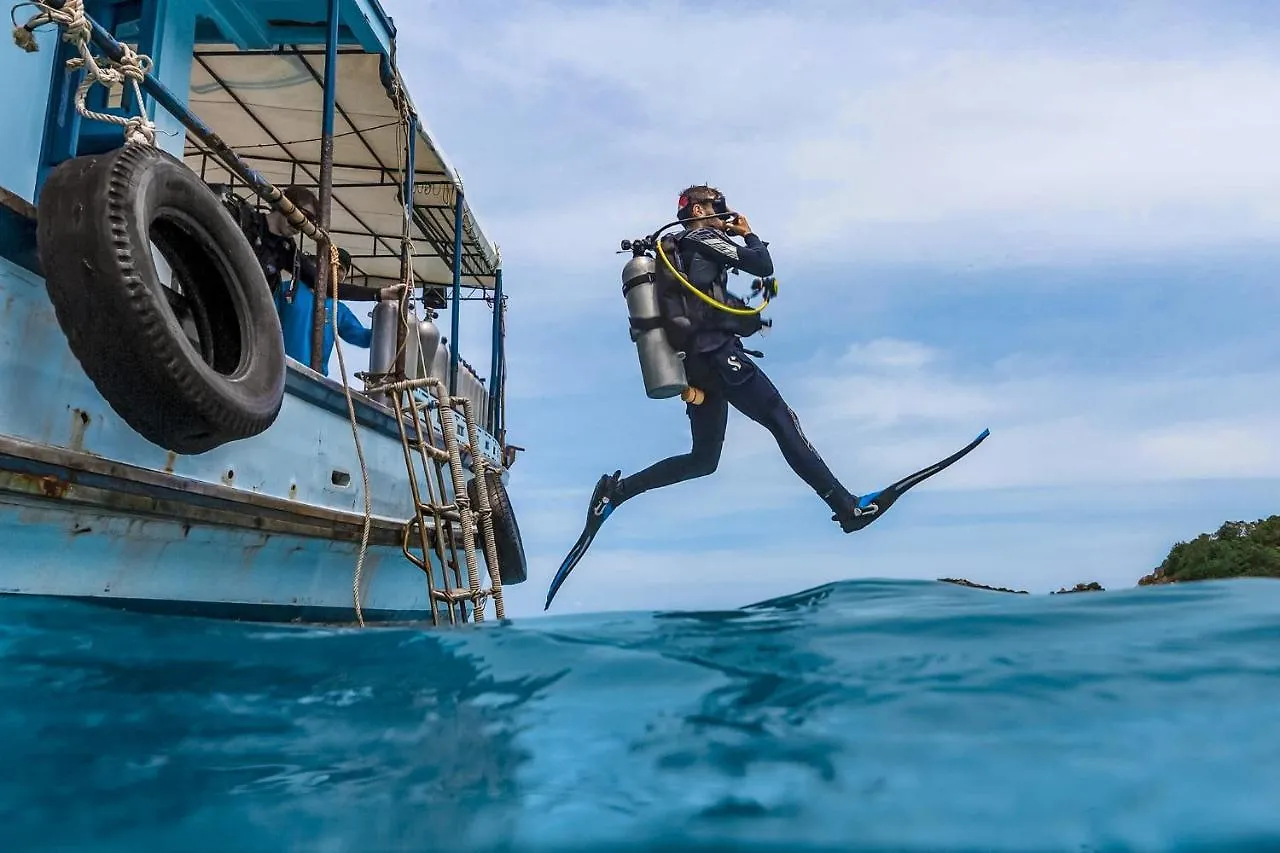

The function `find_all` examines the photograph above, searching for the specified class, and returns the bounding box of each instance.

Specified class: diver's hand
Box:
[752,276,778,299]
[726,214,753,236]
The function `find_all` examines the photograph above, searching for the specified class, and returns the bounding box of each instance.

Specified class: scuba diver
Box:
[544,185,989,610]
[215,182,369,302]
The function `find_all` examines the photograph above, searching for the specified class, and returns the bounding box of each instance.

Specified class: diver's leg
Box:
[708,342,861,526]
[546,377,728,611]
[609,391,728,506]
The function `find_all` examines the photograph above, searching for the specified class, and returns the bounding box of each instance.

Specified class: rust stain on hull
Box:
[39,476,67,499]
[0,471,70,500]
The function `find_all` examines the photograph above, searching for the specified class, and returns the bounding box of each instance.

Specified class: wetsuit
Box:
[544,222,993,609]
[611,226,858,517]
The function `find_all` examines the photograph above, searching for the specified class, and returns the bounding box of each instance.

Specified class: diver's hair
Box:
[282,184,319,217]
[677,184,721,219]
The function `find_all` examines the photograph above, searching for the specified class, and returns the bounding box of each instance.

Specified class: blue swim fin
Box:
[544,471,622,611]
[838,428,990,532]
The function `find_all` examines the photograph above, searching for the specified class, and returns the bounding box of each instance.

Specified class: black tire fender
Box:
[36,142,285,455]
[468,468,527,586]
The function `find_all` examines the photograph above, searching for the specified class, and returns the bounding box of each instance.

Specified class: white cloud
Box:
[776,53,1280,261]
[778,341,1280,490]
[837,338,938,372]
[1134,419,1280,480]
[393,0,1280,274]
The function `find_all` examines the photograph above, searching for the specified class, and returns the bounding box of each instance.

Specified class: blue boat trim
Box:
[283,363,504,467]
[0,591,434,625]
[283,359,421,445]
[488,267,505,437]
[0,433,410,543]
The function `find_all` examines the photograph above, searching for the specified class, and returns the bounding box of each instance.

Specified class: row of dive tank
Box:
[365,299,490,431]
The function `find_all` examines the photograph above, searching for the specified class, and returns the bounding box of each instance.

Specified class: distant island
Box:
[938,578,1029,594]
[1052,582,1105,594]
[938,578,1105,595]
[939,514,1280,594]
[1138,515,1280,585]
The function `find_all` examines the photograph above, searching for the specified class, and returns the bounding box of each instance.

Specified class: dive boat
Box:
[0,0,524,626]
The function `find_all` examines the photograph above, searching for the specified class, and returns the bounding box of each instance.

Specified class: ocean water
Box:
[2,578,1279,853]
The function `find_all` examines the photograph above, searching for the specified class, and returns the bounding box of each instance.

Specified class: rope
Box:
[433,392,484,621]
[459,398,504,619]
[327,243,373,626]
[15,0,157,146]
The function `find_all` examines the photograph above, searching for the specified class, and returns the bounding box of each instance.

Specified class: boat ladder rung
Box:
[406,439,449,462]
[432,587,485,604]
[416,504,461,522]
[383,377,505,626]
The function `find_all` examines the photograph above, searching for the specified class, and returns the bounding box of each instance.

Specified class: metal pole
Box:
[488,268,503,435]
[395,112,418,378]
[311,0,341,372]
[449,188,464,396]
[497,293,506,440]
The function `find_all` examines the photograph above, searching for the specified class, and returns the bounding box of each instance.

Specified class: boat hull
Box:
[0,490,432,624]
[0,229,499,626]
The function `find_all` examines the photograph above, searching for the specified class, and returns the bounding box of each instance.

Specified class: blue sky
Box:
[366,0,1280,618]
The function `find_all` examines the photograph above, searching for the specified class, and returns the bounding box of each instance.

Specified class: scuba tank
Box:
[620,241,688,399]
[414,311,441,379]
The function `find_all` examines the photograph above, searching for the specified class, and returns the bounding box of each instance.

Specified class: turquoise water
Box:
[3,578,1280,852]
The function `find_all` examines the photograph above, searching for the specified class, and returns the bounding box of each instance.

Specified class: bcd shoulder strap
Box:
[653,233,697,349]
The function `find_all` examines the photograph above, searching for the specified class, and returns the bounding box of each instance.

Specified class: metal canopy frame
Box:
[26,0,507,432]
[182,43,500,298]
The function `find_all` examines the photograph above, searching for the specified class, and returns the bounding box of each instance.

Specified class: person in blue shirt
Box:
[273,246,372,375]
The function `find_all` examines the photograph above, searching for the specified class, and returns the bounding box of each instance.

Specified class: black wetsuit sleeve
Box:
[683,229,774,277]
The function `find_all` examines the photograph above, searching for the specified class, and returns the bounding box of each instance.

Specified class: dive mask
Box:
[679,192,730,219]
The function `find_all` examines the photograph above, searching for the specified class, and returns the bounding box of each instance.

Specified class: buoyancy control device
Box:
[618,218,777,402]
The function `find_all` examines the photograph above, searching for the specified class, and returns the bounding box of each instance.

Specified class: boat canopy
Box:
[182,44,500,296]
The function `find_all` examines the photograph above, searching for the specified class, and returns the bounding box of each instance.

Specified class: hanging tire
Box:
[36,142,285,456]
[468,468,528,586]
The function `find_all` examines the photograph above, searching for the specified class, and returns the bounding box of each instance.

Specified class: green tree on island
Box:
[1139,515,1280,585]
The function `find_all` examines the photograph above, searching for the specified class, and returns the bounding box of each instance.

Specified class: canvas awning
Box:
[182,44,500,295]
